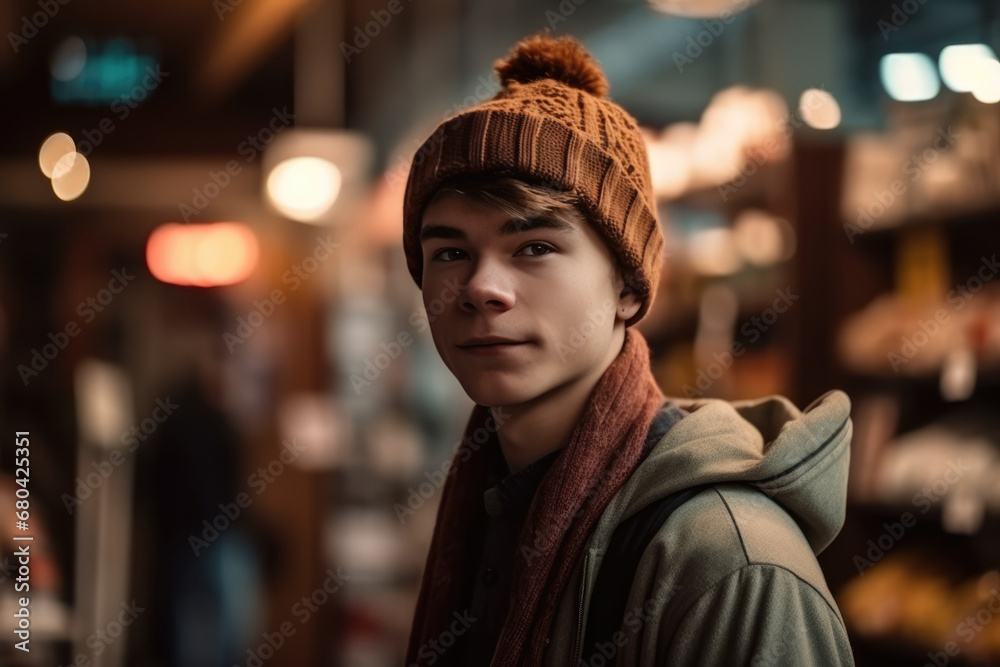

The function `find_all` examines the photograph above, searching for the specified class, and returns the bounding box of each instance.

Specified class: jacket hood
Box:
[598,389,853,555]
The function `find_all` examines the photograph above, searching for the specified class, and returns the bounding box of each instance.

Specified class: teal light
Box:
[51,37,159,106]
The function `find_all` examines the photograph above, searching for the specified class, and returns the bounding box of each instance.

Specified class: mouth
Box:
[458,335,529,347]
[456,341,530,355]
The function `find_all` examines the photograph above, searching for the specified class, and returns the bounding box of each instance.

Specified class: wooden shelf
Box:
[847,202,1000,244]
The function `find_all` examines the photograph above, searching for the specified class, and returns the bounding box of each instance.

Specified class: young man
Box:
[401,32,855,666]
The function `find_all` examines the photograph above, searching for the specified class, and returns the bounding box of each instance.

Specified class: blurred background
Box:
[1,0,1000,665]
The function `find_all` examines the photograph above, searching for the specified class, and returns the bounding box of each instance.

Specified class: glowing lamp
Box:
[146,222,258,287]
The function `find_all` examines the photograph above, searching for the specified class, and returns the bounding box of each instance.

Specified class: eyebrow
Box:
[419,216,576,243]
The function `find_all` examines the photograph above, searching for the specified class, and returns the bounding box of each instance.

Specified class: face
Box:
[418,190,641,409]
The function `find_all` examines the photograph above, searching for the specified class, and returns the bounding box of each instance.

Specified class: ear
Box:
[613,268,642,322]
[616,290,641,322]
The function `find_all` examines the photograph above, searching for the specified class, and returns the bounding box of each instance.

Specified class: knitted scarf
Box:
[405,327,665,666]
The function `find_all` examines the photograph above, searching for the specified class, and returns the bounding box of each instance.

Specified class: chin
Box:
[458,373,540,409]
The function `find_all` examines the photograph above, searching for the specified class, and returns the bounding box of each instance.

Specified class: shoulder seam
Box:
[710,484,843,625]
[663,561,849,653]
[713,486,750,566]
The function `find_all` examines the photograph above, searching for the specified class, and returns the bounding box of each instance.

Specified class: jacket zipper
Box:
[573,550,589,665]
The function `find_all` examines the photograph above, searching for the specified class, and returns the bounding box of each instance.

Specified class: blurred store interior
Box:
[1,0,1000,665]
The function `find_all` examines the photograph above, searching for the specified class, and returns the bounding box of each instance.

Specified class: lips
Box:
[458,336,526,347]
[455,335,532,358]
[457,340,529,357]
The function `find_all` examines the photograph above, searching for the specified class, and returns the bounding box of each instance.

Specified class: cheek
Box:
[423,297,447,319]
[422,278,457,316]
[540,264,615,312]
[534,289,615,356]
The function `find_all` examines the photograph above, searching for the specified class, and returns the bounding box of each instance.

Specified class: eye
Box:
[518,243,555,257]
[431,248,467,262]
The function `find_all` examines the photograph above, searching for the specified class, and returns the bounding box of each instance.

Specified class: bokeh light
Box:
[146,222,259,287]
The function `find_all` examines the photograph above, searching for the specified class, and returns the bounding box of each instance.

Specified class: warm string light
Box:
[38,131,90,201]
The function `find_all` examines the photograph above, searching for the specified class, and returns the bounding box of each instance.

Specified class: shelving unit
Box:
[641,152,801,402]
[808,98,1000,666]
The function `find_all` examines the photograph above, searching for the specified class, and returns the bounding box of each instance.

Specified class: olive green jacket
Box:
[541,389,856,666]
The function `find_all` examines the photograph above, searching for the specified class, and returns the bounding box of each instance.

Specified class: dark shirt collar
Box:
[482,442,562,518]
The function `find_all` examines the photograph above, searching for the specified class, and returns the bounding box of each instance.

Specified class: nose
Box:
[459,255,515,313]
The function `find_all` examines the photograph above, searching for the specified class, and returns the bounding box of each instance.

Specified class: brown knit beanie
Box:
[401,31,665,327]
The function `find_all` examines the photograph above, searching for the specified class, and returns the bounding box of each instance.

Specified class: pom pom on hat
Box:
[493,32,610,97]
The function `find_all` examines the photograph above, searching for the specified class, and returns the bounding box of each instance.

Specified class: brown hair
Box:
[427,173,638,296]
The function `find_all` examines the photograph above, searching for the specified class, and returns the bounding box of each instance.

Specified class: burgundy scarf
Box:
[405,328,665,666]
